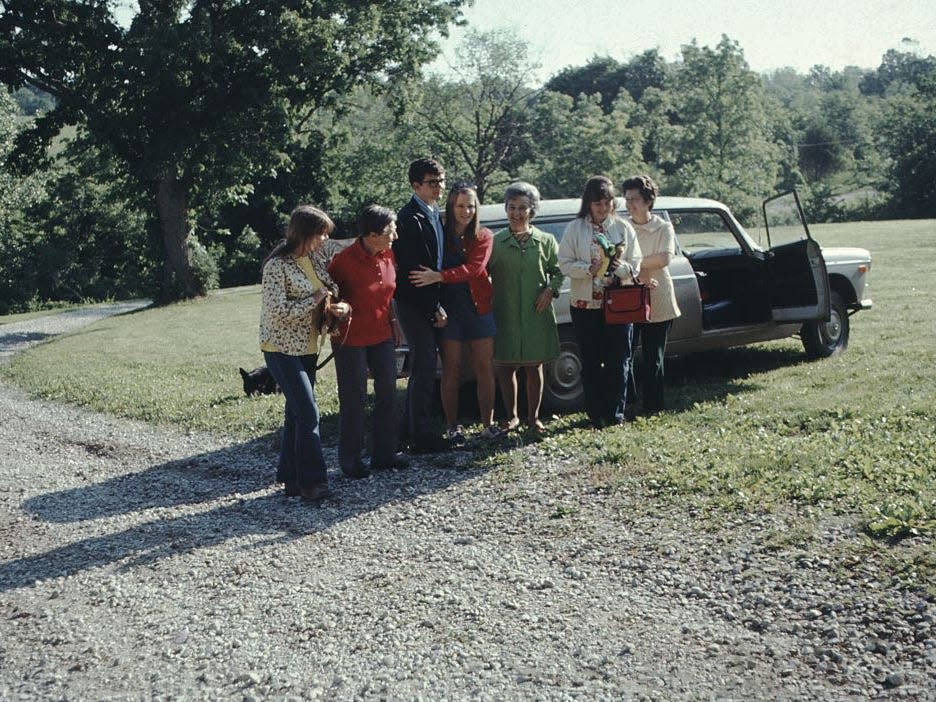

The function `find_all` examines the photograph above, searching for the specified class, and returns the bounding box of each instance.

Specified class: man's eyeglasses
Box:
[422,177,446,187]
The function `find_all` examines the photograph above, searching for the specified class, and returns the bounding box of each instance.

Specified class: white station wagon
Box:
[476,191,872,411]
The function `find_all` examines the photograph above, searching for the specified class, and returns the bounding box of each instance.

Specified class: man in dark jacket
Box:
[393,158,450,453]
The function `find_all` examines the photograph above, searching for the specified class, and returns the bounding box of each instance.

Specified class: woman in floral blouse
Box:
[259,205,348,503]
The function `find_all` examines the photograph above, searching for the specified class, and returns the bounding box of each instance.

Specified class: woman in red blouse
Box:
[328,205,407,477]
[410,184,502,444]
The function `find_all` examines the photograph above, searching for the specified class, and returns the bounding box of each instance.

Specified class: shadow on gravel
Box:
[0,331,54,351]
[21,435,281,523]
[2,438,486,592]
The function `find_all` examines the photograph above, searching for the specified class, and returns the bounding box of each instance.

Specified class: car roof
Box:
[479,195,730,225]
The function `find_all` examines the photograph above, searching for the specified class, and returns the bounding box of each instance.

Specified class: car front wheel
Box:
[802,291,849,358]
[543,328,585,411]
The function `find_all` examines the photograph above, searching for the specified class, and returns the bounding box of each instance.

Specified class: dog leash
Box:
[315,311,351,371]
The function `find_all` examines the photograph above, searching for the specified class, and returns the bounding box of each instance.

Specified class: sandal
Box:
[478,424,505,440]
[526,418,546,434]
[499,417,520,432]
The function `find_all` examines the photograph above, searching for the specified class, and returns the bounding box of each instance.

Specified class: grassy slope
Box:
[2,220,934,573]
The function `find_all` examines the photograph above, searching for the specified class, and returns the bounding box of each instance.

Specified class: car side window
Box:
[534,220,567,242]
[667,211,741,255]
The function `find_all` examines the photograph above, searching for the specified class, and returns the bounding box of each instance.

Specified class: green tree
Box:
[668,36,781,218]
[521,90,643,198]
[0,0,465,301]
[545,55,622,111]
[631,85,680,172]
[0,88,46,313]
[545,50,667,112]
[764,63,885,195]
[879,71,936,217]
[860,44,936,96]
[410,28,539,202]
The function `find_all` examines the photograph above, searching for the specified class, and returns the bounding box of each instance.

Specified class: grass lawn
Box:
[3,219,935,587]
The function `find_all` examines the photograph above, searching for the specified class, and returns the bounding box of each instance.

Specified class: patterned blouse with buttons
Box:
[259,254,326,356]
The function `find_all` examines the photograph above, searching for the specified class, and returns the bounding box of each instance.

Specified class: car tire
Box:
[802,291,849,358]
[543,327,585,412]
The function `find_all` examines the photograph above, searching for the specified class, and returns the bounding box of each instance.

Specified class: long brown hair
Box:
[444,184,480,255]
[576,175,617,219]
[263,205,334,268]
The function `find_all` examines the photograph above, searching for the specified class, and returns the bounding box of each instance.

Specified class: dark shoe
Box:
[371,452,410,471]
[445,425,467,448]
[589,416,608,430]
[478,424,506,441]
[284,482,300,497]
[342,464,371,480]
[300,483,333,503]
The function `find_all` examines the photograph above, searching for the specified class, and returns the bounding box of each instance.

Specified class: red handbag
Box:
[603,275,651,324]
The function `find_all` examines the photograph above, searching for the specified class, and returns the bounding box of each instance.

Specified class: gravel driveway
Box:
[1,305,933,700]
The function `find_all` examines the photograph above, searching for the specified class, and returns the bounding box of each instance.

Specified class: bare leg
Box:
[525,363,544,428]
[439,338,463,429]
[495,364,519,430]
[469,337,496,427]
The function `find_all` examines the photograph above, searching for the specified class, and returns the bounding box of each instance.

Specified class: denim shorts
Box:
[440,308,497,341]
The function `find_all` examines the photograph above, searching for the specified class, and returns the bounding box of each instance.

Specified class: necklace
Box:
[511,229,532,246]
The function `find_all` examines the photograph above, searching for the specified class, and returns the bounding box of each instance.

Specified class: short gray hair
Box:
[504,181,541,218]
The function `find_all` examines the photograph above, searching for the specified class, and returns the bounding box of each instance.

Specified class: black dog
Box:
[239,366,279,397]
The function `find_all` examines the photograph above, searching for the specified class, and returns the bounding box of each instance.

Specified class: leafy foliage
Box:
[665,37,782,219]
[2,26,936,308]
[0,0,467,299]
[545,50,668,111]
[412,29,540,202]
[521,91,642,198]
[878,77,936,218]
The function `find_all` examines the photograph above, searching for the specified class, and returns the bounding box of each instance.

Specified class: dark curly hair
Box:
[356,204,396,238]
[407,157,444,187]
[620,175,659,210]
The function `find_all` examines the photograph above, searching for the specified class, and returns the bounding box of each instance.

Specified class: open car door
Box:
[763,191,830,323]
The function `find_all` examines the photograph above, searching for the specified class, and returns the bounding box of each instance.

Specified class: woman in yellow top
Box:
[259,205,348,502]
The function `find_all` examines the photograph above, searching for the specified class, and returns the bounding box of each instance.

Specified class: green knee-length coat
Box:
[488,226,563,364]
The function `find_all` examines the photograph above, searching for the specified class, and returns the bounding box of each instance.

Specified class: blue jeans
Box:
[263,351,328,489]
[334,339,399,473]
[569,307,634,424]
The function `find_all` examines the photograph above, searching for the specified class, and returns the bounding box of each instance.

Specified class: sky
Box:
[428,0,936,81]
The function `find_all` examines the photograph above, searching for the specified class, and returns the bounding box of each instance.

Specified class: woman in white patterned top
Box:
[259,205,348,503]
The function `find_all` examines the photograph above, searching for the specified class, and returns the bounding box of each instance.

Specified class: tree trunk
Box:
[155,175,204,301]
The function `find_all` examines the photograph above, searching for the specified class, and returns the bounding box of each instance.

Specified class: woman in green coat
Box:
[488,181,562,433]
